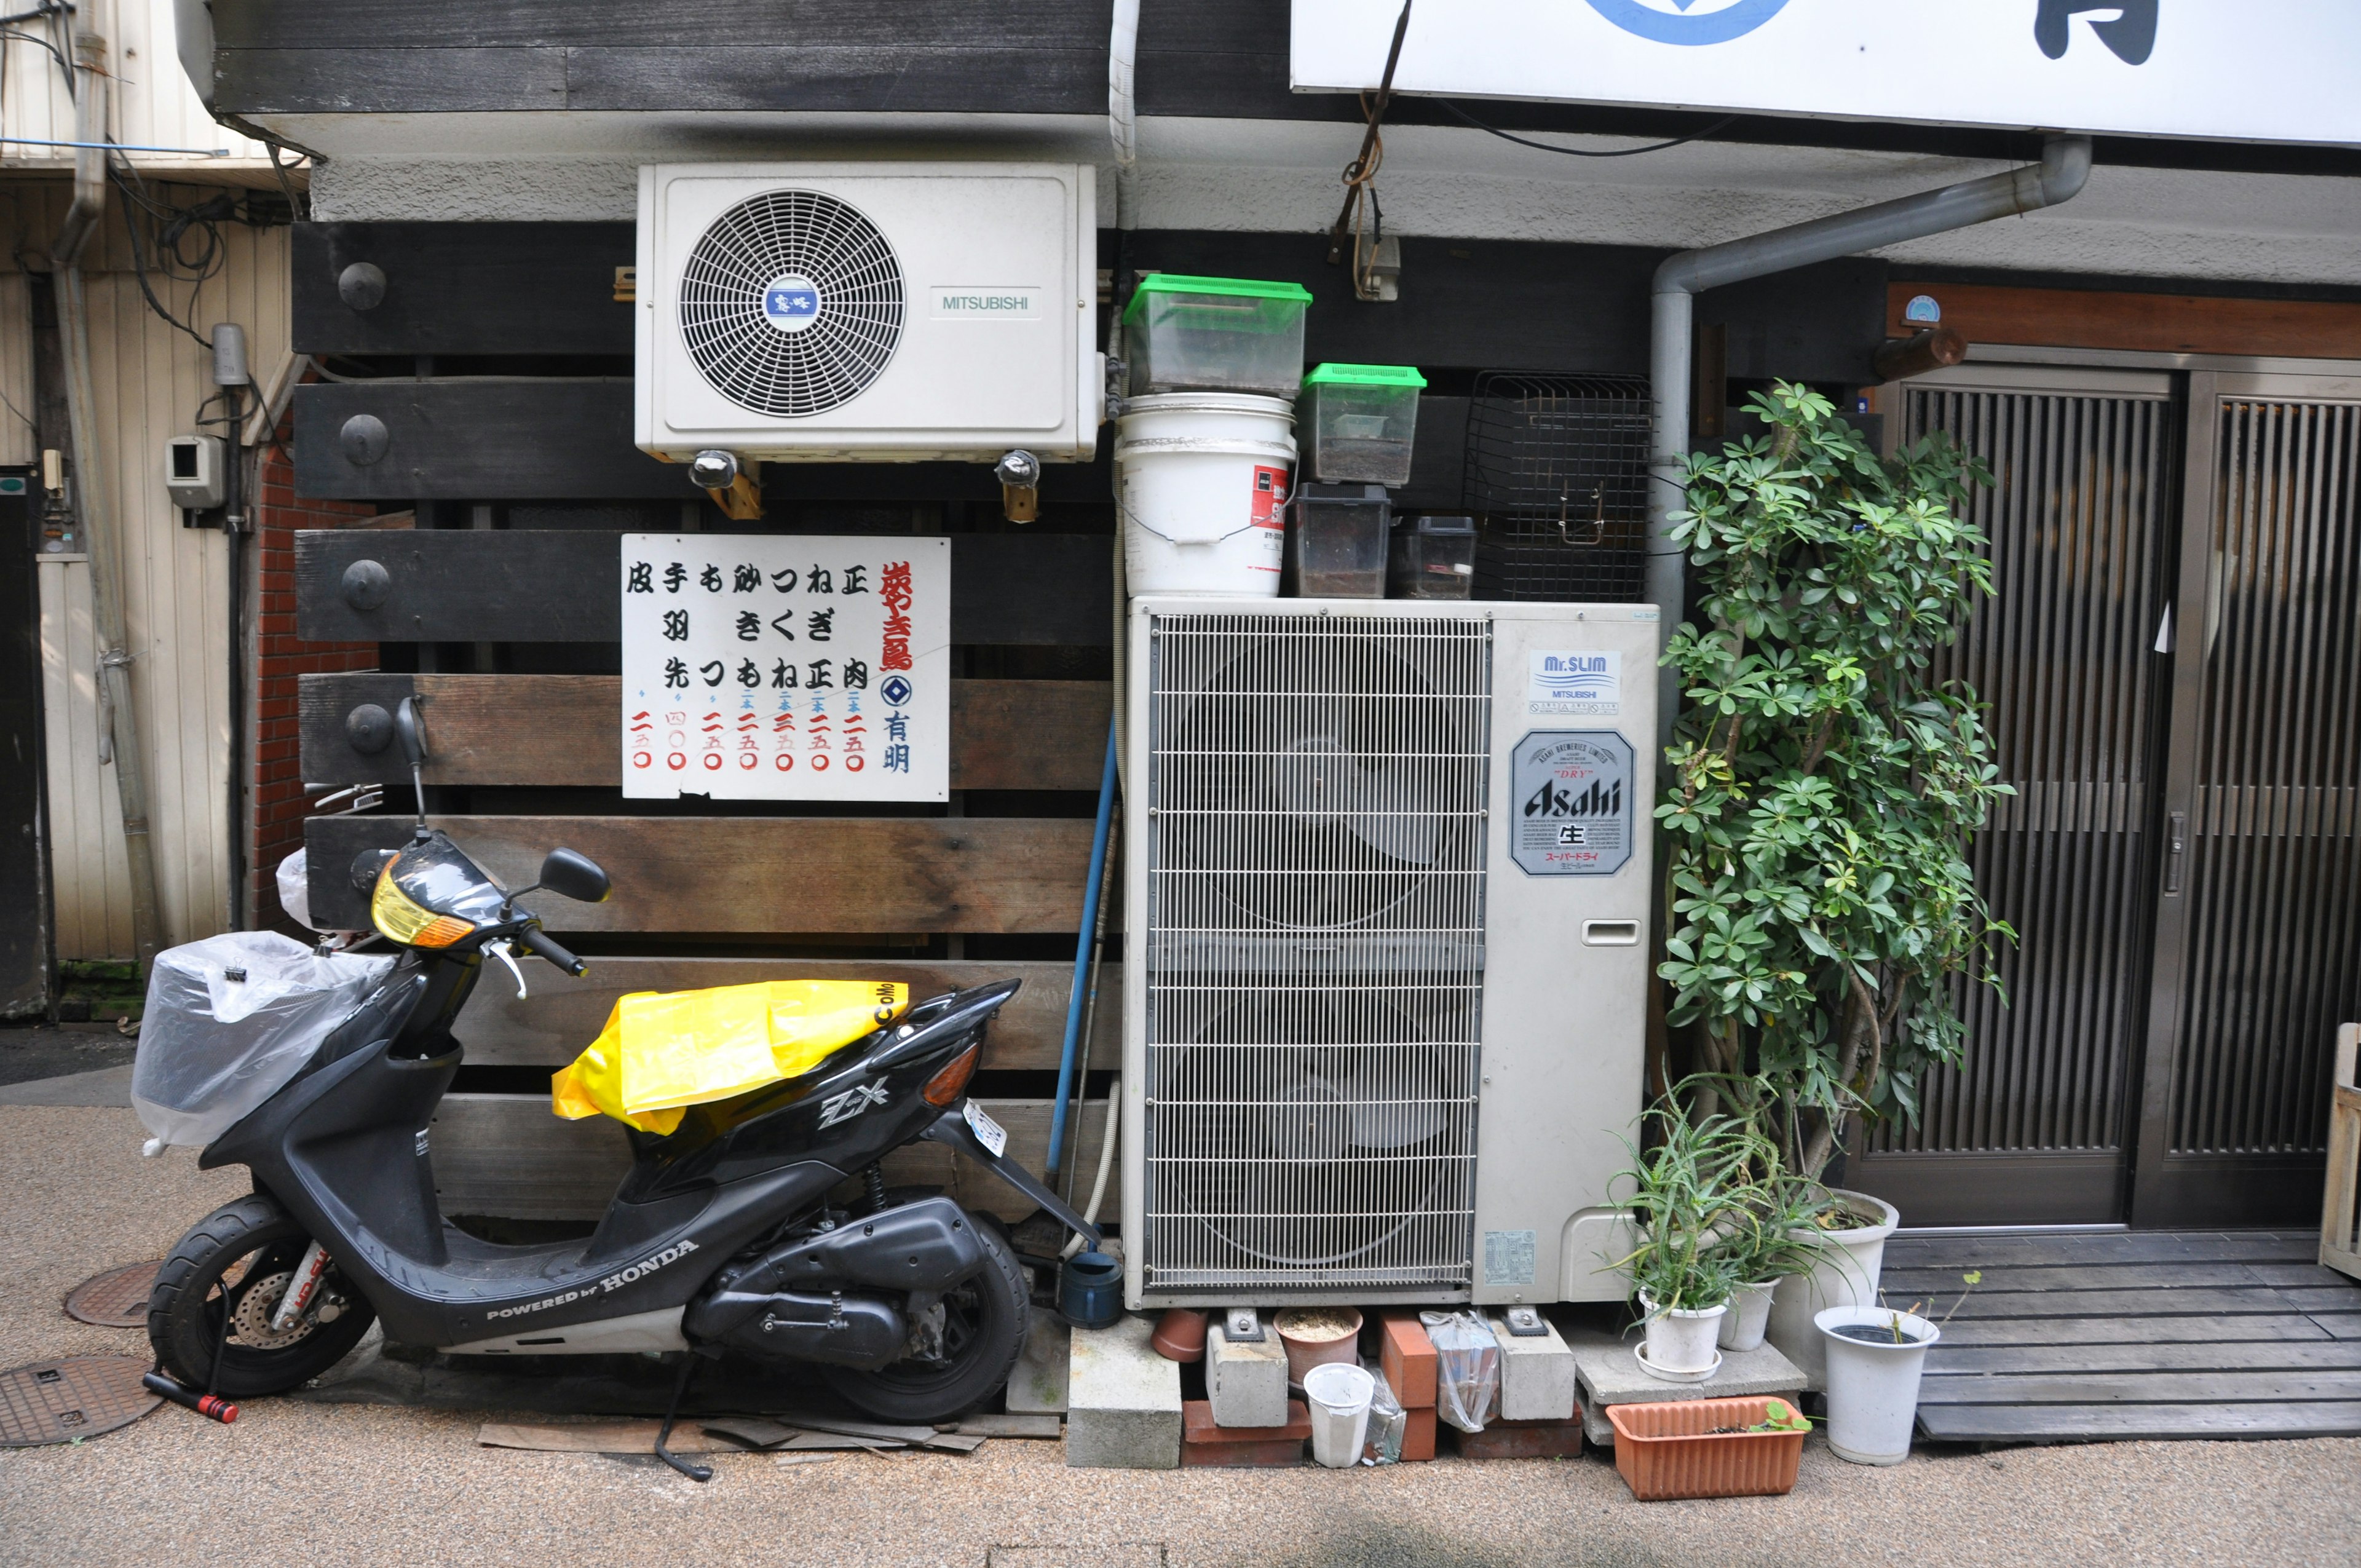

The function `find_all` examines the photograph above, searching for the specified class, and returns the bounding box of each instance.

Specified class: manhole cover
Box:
[0,1356,160,1446]
[65,1261,160,1328]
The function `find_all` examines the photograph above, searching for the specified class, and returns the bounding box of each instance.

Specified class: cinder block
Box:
[1006,1305,1070,1413]
[1206,1320,1291,1430]
[1398,1406,1437,1463]
[1449,1416,1586,1460]
[1490,1314,1578,1422]
[1568,1333,1804,1451]
[1181,1399,1309,1467]
[1379,1312,1438,1408]
[1066,1314,1182,1469]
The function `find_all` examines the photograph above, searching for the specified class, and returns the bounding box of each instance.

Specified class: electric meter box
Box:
[165,435,226,512]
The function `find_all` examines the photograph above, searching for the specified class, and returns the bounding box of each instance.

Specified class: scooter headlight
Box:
[371,864,473,948]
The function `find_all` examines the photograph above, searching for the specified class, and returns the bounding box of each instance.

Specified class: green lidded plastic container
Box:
[1301,363,1427,487]
[1123,274,1315,398]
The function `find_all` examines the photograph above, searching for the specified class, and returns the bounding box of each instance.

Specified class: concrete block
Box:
[1568,1333,1803,1451]
[1378,1312,1437,1408]
[1006,1305,1070,1413]
[1490,1315,1578,1422]
[1205,1320,1290,1430]
[1450,1416,1586,1460]
[1181,1399,1309,1467]
[1066,1314,1181,1469]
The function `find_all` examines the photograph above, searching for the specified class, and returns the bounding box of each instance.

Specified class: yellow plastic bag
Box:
[550,980,908,1135]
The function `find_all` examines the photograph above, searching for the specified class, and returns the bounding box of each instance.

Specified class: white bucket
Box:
[1816,1305,1938,1465]
[1302,1361,1375,1468]
[1719,1279,1777,1352]
[1116,392,1295,596]
[1637,1292,1728,1377]
[1768,1188,1899,1389]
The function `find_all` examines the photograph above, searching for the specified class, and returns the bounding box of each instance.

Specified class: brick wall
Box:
[250,425,378,930]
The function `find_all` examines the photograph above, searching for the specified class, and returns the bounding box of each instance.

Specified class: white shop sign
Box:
[1291,2,2361,147]
[620,534,950,802]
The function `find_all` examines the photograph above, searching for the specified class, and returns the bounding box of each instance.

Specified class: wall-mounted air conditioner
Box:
[1121,598,1659,1309]
[636,162,1100,463]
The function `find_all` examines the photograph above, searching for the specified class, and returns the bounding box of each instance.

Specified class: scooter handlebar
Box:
[516,924,587,978]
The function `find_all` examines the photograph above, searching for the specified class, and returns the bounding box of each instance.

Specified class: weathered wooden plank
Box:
[1879,1262,2268,1294]
[563,47,1107,116]
[1935,1286,2298,1321]
[295,529,1112,646]
[305,814,1099,935]
[299,674,1110,791]
[1880,1232,2319,1269]
[213,1,1111,50]
[293,223,636,356]
[1915,1400,2361,1443]
[1933,1313,2330,1348]
[294,380,684,500]
[432,1091,1113,1224]
[454,956,1120,1069]
[1915,1369,2361,1406]
[2282,1286,2361,1313]
[1886,282,2361,361]
[1923,1339,2361,1377]
[2311,1313,2361,1340]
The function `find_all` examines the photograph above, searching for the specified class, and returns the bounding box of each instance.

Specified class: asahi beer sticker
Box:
[1509,731,1634,877]
[1530,649,1620,716]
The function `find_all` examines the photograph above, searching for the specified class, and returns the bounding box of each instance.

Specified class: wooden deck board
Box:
[2310,1313,2361,1340]
[1916,1369,2361,1405]
[1880,1262,2266,1293]
[1882,1232,2316,1269]
[1924,1339,2361,1376]
[1935,1286,2297,1320]
[1916,1400,2361,1443]
[1934,1312,2329,1347]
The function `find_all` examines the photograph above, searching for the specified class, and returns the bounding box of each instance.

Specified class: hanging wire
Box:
[1434,99,1739,158]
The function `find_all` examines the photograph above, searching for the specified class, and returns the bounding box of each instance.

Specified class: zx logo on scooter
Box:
[818,1080,890,1128]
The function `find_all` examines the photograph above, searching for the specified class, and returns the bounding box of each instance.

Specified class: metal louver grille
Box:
[1142,612,1492,1294]
[2170,397,2361,1157]
[677,190,904,417]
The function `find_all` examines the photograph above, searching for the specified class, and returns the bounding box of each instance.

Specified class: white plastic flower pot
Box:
[1815,1305,1938,1466]
[1637,1292,1728,1378]
[1718,1279,1777,1352]
[1303,1361,1375,1468]
[1767,1189,1899,1388]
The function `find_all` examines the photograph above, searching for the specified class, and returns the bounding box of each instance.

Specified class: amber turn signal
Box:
[921,1042,981,1106]
[409,914,475,949]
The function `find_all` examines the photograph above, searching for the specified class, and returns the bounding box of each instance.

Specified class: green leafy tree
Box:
[1656,383,2012,1182]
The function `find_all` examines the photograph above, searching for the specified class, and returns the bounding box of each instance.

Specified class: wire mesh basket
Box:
[1461,371,1651,603]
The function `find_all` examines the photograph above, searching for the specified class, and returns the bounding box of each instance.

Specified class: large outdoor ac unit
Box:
[1121,598,1659,1309]
[635,162,1101,463]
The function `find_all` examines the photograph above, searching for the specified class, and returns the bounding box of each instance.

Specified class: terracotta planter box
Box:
[1607,1397,1806,1502]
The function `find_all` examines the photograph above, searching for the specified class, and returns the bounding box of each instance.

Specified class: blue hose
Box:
[1048,719,1119,1176]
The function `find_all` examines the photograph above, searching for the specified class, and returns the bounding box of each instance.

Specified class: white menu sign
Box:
[620,534,950,802]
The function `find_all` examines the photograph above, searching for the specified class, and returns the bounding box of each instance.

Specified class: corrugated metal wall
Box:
[4,182,291,957]
[0,0,276,177]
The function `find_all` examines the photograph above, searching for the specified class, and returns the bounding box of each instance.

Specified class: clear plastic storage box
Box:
[1123,274,1313,398]
[1286,483,1391,598]
[1300,363,1426,486]
[1390,514,1476,600]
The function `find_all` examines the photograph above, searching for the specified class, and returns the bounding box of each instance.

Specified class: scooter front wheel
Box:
[820,1216,1030,1424]
[149,1194,378,1398]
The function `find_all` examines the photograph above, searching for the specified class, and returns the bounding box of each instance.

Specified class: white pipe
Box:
[1643,136,2093,741]
[49,26,109,268]
[1107,0,1141,232]
[1062,1075,1121,1261]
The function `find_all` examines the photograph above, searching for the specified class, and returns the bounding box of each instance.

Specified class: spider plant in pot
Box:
[1610,1088,1754,1379]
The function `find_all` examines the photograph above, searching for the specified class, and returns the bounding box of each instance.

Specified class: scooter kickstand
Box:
[653,1352,714,1483]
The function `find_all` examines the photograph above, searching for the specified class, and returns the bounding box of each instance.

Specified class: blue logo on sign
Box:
[880,675,914,707]
[762,273,821,330]
[1584,0,1790,46]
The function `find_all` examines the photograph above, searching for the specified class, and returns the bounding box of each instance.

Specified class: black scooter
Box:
[148,701,1096,1476]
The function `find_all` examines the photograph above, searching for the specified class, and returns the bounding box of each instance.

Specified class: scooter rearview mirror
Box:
[537,847,612,904]
[395,696,429,831]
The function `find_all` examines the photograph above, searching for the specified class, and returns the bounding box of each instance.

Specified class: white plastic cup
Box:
[1115,393,1295,596]
[1815,1305,1939,1465]
[1302,1361,1375,1468]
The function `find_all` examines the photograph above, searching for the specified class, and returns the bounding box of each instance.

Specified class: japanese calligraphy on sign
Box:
[620,534,950,802]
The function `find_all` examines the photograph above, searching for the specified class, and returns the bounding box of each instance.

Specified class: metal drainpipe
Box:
[1106,0,1141,790]
[52,24,165,973]
[1643,135,2093,742]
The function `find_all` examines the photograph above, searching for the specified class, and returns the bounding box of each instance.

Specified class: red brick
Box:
[1181,1400,1308,1468]
[1398,1406,1437,1462]
[1380,1312,1438,1408]
[1447,1416,1587,1461]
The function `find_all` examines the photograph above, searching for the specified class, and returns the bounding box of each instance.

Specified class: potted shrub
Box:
[1708,1168,1830,1353]
[1612,1087,1755,1379]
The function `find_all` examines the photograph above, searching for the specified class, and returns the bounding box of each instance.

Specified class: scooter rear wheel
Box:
[149,1194,378,1398]
[820,1215,1030,1424]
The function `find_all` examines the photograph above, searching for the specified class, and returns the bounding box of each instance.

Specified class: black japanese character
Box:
[807,659,834,690]
[844,659,869,690]
[662,609,689,641]
[807,566,834,595]
[807,608,835,642]
[841,564,870,594]
[733,564,761,592]
[700,660,726,687]
[627,561,653,593]
[664,562,687,593]
[884,743,911,774]
[738,659,761,688]
[769,611,796,641]
[663,658,689,690]
[700,563,724,593]
[886,712,909,743]
[2035,0,2156,64]
[772,660,799,689]
[770,568,798,593]
[736,611,761,641]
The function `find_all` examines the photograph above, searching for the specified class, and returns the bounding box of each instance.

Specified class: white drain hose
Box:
[1062,1074,1120,1261]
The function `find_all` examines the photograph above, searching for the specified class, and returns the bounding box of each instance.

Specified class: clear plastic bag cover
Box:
[275,849,316,932]
[1359,1358,1406,1464]
[132,932,394,1148]
[1420,1310,1501,1434]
